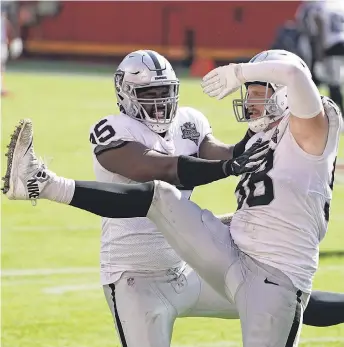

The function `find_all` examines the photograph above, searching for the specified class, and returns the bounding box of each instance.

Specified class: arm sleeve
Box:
[239,60,323,119]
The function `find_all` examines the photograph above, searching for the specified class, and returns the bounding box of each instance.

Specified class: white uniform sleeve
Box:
[89,115,136,155]
[240,60,323,119]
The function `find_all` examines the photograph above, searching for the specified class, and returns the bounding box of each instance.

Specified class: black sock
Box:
[303,290,344,327]
[69,181,155,218]
[329,85,344,116]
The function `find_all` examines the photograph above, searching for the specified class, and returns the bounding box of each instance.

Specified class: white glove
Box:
[9,38,23,59]
[201,64,244,100]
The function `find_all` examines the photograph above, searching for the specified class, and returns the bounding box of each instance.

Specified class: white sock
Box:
[41,173,75,205]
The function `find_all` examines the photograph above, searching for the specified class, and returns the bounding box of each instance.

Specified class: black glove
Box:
[177,138,269,187]
[224,138,269,176]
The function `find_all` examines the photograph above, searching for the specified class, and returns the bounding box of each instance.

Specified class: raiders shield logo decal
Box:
[181,122,200,145]
[114,70,125,93]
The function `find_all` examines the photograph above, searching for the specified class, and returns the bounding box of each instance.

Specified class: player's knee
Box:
[148,180,182,220]
[153,180,182,206]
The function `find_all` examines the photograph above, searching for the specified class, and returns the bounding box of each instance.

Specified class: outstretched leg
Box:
[3,119,344,329]
[3,119,237,300]
[2,120,155,216]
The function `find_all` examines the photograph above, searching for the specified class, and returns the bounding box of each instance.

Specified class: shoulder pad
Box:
[89,114,135,146]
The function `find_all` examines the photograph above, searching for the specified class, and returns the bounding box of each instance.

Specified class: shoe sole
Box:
[2,119,32,198]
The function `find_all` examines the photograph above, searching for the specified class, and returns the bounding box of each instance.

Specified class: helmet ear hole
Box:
[122,84,130,93]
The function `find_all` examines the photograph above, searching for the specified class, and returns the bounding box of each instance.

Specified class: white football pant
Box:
[103,264,238,347]
[145,181,309,347]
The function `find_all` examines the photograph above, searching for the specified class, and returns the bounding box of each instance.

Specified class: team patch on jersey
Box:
[180,122,200,145]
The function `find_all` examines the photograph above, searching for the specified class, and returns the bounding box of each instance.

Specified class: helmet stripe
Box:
[145,50,163,76]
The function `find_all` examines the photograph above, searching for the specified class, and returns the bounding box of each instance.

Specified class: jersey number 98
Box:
[235,149,274,209]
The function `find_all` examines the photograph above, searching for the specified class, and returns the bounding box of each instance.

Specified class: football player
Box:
[1,1,23,96]
[90,50,258,347]
[2,50,344,347]
[200,49,341,345]
[296,0,344,115]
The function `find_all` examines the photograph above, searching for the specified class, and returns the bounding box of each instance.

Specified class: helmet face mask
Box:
[133,84,179,130]
[233,82,288,133]
[114,50,180,133]
[232,49,310,132]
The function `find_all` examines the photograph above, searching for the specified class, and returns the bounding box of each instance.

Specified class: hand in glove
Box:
[224,138,269,176]
[201,64,244,100]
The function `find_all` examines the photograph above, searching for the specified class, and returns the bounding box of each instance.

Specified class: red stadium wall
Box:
[25,1,301,60]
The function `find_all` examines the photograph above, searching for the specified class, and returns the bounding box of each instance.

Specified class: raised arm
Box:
[238,60,328,155]
[202,52,329,156]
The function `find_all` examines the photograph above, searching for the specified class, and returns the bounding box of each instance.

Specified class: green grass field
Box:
[2,63,344,347]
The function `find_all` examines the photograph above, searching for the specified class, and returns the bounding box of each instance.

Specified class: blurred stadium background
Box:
[1,1,344,347]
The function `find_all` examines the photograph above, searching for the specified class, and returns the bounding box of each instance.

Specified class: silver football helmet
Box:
[233,49,312,132]
[114,50,180,133]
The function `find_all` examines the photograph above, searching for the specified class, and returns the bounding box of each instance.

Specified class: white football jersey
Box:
[299,0,344,49]
[90,107,212,285]
[230,100,341,293]
[320,1,344,49]
[295,1,322,37]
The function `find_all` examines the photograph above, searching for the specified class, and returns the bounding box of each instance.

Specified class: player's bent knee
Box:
[147,180,188,229]
[151,180,182,209]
